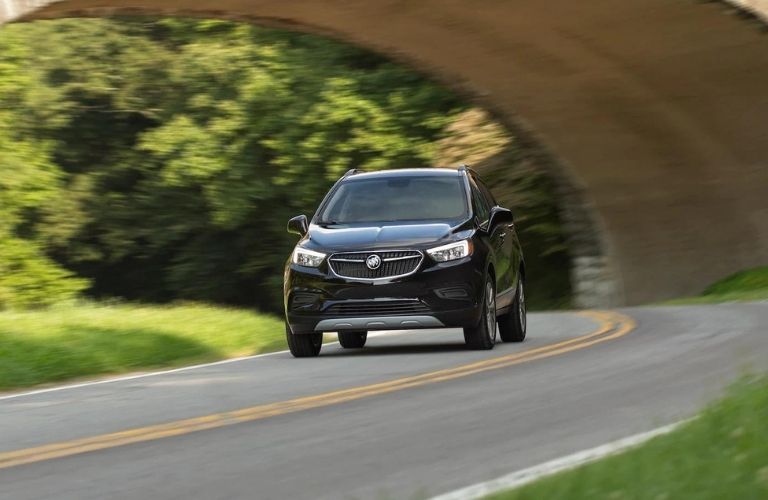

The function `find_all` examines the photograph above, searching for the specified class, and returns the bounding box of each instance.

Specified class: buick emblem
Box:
[365,254,382,270]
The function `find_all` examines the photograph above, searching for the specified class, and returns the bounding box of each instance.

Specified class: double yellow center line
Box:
[0,310,634,470]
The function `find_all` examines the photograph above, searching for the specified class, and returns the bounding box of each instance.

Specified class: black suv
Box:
[283,166,526,357]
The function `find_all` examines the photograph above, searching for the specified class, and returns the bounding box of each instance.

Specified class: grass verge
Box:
[0,302,286,391]
[487,374,768,500]
[664,266,768,304]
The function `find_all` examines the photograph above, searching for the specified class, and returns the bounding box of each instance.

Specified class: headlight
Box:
[427,240,473,262]
[292,247,327,267]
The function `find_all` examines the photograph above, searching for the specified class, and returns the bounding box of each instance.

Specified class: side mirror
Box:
[287,215,309,236]
[488,206,514,229]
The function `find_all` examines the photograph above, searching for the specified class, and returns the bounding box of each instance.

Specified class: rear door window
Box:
[469,177,491,224]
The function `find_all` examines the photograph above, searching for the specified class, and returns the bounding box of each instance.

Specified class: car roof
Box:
[344,168,462,181]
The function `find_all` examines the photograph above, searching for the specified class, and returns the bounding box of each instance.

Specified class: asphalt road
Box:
[1,303,767,499]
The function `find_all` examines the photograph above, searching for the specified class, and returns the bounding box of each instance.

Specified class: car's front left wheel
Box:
[463,275,496,350]
[286,322,323,357]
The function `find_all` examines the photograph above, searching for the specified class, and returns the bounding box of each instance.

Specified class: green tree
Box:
[0,17,571,311]
[0,39,88,308]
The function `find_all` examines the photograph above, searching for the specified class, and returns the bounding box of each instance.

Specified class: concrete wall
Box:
[728,0,768,21]
[2,0,768,306]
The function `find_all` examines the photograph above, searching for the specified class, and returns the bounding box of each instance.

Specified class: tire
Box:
[338,330,367,349]
[286,322,323,357]
[499,277,527,342]
[463,275,496,350]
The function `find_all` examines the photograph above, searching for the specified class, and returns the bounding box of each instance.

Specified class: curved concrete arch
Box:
[3,0,768,306]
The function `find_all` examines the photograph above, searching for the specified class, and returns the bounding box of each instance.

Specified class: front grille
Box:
[329,250,423,280]
[325,300,430,316]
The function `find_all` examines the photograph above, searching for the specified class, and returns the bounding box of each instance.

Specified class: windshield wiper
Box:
[316,219,341,226]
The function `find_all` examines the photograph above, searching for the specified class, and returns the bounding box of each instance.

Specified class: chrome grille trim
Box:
[328,250,424,281]
[382,255,421,262]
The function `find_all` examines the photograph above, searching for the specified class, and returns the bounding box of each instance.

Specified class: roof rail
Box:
[458,164,474,174]
[342,168,362,178]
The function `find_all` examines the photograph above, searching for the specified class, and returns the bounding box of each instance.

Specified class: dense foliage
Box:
[0,17,571,311]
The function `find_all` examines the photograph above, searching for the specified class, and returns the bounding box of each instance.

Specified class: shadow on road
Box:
[322,342,468,357]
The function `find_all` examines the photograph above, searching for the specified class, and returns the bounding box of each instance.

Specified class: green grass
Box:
[0,302,287,391]
[664,266,768,304]
[488,374,768,500]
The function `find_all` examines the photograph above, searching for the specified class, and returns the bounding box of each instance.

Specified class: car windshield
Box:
[318,175,468,224]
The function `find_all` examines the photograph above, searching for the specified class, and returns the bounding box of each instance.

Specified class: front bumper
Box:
[285,255,485,334]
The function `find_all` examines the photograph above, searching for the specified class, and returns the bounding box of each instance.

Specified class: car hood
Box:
[307,222,458,251]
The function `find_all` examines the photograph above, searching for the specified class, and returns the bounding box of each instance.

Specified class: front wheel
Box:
[286,322,323,357]
[499,277,526,342]
[463,275,496,350]
[338,330,367,348]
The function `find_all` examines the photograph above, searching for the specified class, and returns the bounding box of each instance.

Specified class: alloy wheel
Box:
[518,281,526,333]
[486,280,496,343]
